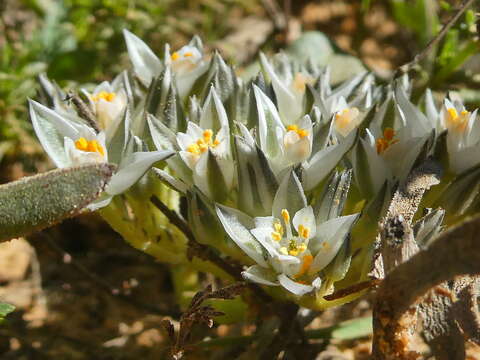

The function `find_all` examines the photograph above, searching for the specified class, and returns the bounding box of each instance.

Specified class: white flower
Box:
[440,98,480,174]
[332,97,361,138]
[123,30,207,99]
[259,53,313,125]
[216,171,359,296]
[29,100,174,207]
[85,81,127,137]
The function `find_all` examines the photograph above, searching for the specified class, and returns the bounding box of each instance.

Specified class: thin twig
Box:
[397,0,476,76]
[150,195,243,280]
[150,196,274,303]
[38,231,179,318]
[67,92,100,133]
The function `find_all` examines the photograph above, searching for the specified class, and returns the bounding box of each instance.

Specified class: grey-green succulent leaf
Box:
[413,208,445,248]
[0,163,115,242]
[314,169,352,223]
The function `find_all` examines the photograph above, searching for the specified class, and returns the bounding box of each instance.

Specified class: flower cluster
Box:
[29,30,480,306]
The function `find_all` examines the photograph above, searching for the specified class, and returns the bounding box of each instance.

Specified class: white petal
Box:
[309,214,359,274]
[29,100,80,168]
[277,273,313,296]
[242,265,279,286]
[215,204,268,267]
[254,216,276,228]
[253,85,284,159]
[292,206,316,239]
[106,150,174,195]
[251,227,280,258]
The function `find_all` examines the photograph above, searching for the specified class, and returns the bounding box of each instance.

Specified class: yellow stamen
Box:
[281,209,290,224]
[186,129,221,156]
[289,249,299,256]
[271,231,282,242]
[376,127,398,154]
[274,222,284,235]
[294,254,313,279]
[203,129,213,141]
[75,137,105,156]
[298,243,307,253]
[171,52,180,61]
[187,143,201,155]
[184,52,193,57]
[446,107,470,133]
[92,91,116,102]
[298,224,310,239]
[447,107,458,121]
[286,125,309,139]
[75,137,88,151]
[198,142,208,153]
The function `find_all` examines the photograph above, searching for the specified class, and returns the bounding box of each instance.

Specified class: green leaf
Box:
[0,302,15,321]
[0,163,115,242]
[307,316,372,340]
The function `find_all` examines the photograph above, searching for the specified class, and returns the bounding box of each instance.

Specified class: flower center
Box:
[446,107,470,133]
[376,127,398,154]
[171,51,194,61]
[91,91,116,102]
[291,73,314,93]
[335,107,360,136]
[74,137,105,156]
[274,209,311,256]
[186,129,220,155]
[286,125,309,138]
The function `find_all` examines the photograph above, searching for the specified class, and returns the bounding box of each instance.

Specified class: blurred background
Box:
[0,0,479,358]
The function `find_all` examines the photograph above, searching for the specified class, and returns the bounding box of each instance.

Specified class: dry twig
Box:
[396,0,476,76]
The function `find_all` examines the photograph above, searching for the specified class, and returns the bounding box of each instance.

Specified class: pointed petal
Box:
[292,206,316,239]
[277,273,313,295]
[215,204,268,267]
[29,100,80,168]
[309,214,359,274]
[242,265,278,286]
[106,150,174,195]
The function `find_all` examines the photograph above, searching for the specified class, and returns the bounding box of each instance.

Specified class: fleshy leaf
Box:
[0,163,115,242]
[314,170,352,223]
[303,130,357,191]
[272,170,307,220]
[123,29,162,86]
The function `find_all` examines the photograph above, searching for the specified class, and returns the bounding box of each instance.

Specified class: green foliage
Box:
[0,302,15,323]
